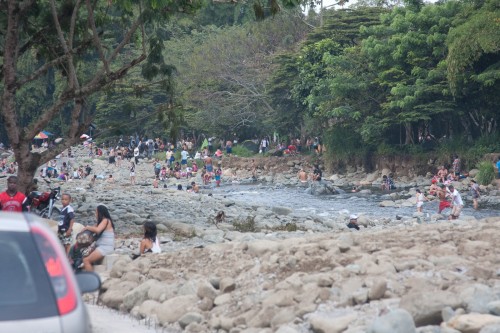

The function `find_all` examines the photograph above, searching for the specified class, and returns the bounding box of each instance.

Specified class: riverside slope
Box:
[2,149,500,332]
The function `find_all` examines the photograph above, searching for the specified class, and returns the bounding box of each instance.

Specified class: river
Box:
[217,182,500,220]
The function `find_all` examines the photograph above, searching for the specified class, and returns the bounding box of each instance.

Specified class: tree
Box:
[446,0,500,136]
[0,0,202,191]
[359,1,465,144]
[168,13,309,137]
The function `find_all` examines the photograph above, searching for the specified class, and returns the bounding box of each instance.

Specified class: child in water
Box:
[215,167,222,187]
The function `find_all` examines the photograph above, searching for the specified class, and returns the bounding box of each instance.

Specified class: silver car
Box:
[0,212,101,333]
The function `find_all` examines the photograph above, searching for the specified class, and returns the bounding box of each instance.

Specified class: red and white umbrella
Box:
[80,134,90,139]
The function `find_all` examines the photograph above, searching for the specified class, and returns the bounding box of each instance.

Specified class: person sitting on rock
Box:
[82,205,115,271]
[347,214,360,230]
[139,221,161,255]
[429,179,439,196]
[312,164,322,181]
[437,165,448,183]
[297,168,308,183]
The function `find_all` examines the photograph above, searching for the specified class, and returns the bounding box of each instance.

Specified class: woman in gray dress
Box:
[82,205,115,271]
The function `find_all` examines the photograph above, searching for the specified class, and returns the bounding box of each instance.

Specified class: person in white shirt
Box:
[133,146,140,164]
[448,185,463,220]
[415,189,428,213]
[260,137,268,153]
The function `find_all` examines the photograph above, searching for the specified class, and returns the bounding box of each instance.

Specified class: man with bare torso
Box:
[205,155,213,173]
[437,184,451,214]
[437,166,448,183]
[298,168,308,183]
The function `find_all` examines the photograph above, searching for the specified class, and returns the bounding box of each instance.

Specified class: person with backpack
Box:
[153,159,161,178]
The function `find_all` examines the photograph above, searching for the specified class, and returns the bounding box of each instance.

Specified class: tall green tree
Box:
[446,0,500,136]
[0,0,202,191]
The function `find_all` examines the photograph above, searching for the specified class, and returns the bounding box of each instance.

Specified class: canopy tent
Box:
[42,130,54,136]
[34,132,49,139]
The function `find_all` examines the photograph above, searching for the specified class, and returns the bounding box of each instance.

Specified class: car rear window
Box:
[0,231,59,321]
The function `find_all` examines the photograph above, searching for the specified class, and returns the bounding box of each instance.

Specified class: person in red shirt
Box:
[0,176,28,212]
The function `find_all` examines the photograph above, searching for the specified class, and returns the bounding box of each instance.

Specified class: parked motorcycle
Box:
[28,181,61,220]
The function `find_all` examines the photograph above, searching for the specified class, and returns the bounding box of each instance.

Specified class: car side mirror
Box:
[75,271,101,294]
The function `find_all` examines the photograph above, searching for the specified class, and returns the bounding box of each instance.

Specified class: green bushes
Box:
[232,145,255,157]
[476,161,496,185]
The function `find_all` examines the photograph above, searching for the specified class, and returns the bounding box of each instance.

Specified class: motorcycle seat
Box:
[30,191,42,198]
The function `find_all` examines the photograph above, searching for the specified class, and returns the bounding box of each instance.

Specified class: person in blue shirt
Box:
[497,156,500,179]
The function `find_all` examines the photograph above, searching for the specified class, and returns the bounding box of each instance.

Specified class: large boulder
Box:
[368,309,416,333]
[156,295,198,325]
[399,291,462,326]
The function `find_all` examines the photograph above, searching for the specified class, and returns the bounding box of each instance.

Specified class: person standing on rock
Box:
[226,140,232,156]
[108,148,116,166]
[130,161,136,185]
[452,154,461,180]
[260,137,268,154]
[205,155,213,173]
[181,148,189,169]
[82,205,115,272]
[58,193,75,255]
[133,145,140,164]
[448,185,463,220]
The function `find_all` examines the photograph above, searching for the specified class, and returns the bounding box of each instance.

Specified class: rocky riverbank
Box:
[2,147,500,332]
[101,217,500,333]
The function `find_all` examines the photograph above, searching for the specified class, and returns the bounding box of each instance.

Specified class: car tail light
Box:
[31,224,78,315]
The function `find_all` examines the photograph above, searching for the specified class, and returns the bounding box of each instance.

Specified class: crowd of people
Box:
[412,154,480,220]
[2,134,500,267]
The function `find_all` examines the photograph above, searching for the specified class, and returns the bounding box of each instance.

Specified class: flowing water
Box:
[216,182,500,220]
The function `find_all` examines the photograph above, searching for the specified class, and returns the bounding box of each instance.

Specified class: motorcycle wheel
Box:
[41,207,61,220]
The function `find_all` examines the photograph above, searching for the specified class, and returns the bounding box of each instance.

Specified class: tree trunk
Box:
[404,123,414,145]
[460,116,473,142]
[12,142,41,194]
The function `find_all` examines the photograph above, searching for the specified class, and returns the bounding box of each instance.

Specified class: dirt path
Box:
[87,304,168,333]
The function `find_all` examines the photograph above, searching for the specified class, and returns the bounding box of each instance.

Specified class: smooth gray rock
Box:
[178,312,203,329]
[480,324,500,333]
[400,291,462,326]
[416,326,441,333]
[460,284,499,314]
[488,301,500,315]
[368,309,417,333]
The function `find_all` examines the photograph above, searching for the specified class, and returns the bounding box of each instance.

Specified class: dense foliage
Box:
[2,0,500,186]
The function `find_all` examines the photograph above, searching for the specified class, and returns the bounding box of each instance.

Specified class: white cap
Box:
[349,214,358,220]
